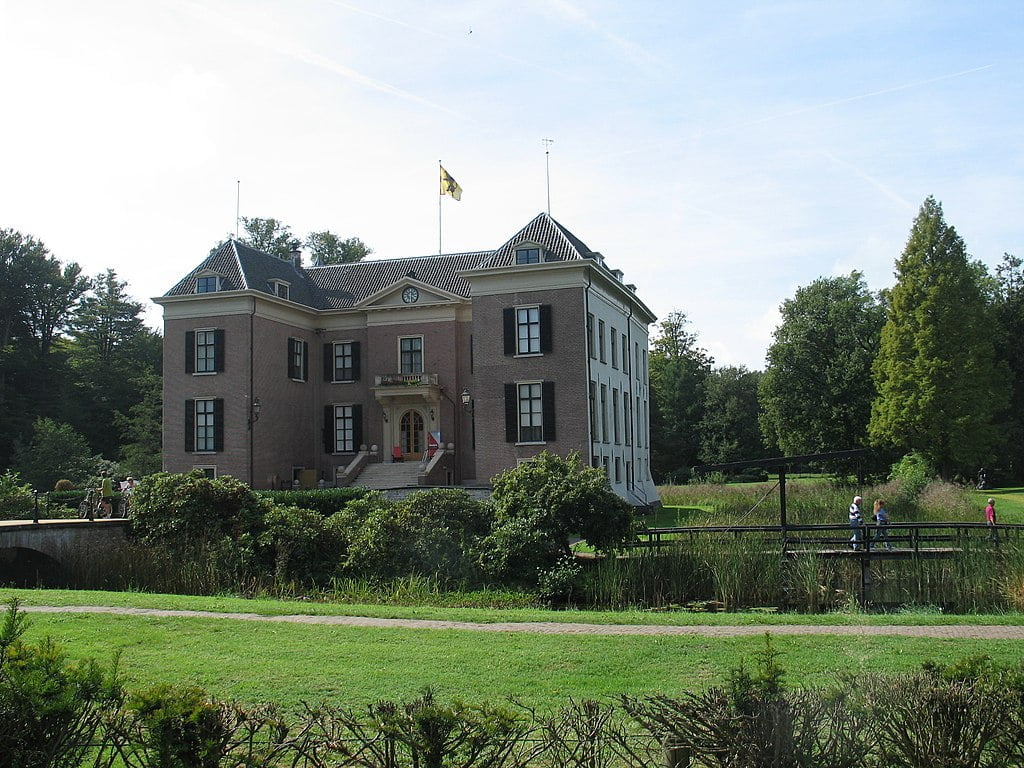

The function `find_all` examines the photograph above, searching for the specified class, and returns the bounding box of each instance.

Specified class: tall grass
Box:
[56,540,538,609]
[657,477,988,526]
[582,528,1024,613]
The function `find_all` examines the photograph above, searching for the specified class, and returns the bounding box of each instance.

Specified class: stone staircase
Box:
[353,461,423,489]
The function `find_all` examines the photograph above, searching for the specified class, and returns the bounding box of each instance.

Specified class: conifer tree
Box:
[869,197,1009,478]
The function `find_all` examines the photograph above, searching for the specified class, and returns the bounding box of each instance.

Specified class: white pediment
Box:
[356,277,464,310]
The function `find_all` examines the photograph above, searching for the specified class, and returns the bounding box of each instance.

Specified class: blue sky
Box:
[1,1,1021,368]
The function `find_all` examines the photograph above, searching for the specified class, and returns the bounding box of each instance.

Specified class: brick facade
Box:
[156,213,660,505]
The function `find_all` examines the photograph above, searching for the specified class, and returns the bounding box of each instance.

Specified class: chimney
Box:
[289,242,302,268]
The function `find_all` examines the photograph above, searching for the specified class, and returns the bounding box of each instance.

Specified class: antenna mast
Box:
[235,180,241,239]
[542,138,554,214]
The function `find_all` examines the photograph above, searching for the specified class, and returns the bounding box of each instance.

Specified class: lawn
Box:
[5,590,1024,714]
[973,486,1024,523]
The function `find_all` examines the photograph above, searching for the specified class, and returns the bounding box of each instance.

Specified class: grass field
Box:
[5,589,1024,713]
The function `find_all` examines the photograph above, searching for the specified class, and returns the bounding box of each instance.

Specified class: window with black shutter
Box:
[185,399,194,452]
[504,383,517,442]
[323,405,333,453]
[287,338,308,381]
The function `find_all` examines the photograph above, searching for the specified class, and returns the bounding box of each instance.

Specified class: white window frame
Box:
[195,274,220,293]
[289,337,306,381]
[195,328,217,374]
[270,279,290,300]
[399,335,424,374]
[333,341,356,383]
[517,381,544,444]
[515,305,542,356]
[334,404,356,453]
[515,247,541,264]
[194,398,216,453]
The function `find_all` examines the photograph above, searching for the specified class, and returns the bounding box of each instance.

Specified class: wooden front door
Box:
[399,410,424,459]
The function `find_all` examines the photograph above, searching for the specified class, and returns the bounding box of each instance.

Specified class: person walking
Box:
[98,471,114,518]
[872,498,893,550]
[986,497,999,544]
[849,495,864,550]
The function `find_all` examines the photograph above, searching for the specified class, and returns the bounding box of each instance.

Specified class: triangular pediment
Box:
[356,276,464,309]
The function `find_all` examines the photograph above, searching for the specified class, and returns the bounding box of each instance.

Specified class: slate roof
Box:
[163,213,604,310]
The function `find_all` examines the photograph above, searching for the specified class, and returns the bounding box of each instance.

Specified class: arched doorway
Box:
[399,410,424,460]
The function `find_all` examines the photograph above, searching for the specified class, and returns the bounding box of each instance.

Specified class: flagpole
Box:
[438,160,443,255]
[542,139,553,214]
[235,180,241,238]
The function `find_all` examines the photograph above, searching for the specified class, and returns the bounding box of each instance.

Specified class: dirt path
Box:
[20,605,1024,639]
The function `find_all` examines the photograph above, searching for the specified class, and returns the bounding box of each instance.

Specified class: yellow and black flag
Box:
[440,165,462,201]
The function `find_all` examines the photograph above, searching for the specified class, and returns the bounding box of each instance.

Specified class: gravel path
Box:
[20,605,1024,639]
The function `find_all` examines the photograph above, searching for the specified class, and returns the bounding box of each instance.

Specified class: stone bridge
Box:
[0,518,129,587]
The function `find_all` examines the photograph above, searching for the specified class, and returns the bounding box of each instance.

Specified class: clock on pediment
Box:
[402,286,420,304]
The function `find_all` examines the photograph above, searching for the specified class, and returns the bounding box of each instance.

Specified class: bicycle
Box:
[78,488,100,519]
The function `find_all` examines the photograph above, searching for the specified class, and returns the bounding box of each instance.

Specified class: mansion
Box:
[156,213,659,507]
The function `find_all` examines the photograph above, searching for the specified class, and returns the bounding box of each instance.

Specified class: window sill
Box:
[331,379,357,384]
[514,352,543,358]
[289,378,307,383]
[192,372,217,376]
[515,441,547,446]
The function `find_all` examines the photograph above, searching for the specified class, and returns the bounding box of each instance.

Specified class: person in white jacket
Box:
[849,495,864,550]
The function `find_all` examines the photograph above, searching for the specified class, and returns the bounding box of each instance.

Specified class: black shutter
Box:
[213,329,225,372]
[185,332,195,374]
[323,343,333,382]
[287,339,296,379]
[540,305,553,353]
[353,404,363,448]
[323,405,334,453]
[351,342,361,381]
[184,399,194,452]
[542,381,556,441]
[213,398,224,452]
[302,341,309,381]
[504,383,517,442]
[503,308,515,355]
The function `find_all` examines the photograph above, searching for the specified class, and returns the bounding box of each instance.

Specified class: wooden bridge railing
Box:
[634,521,1024,553]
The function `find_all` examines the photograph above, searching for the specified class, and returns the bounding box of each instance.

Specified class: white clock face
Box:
[402,287,419,304]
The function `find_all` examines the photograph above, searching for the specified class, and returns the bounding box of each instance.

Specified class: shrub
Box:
[259,505,348,584]
[53,479,74,492]
[340,490,489,583]
[0,599,124,768]
[256,487,368,516]
[888,452,936,508]
[482,451,635,586]
[130,471,271,548]
[120,684,234,768]
[0,470,34,519]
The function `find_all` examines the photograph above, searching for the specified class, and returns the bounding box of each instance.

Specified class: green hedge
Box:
[255,487,368,516]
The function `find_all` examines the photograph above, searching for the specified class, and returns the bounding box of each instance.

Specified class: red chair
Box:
[391,445,404,462]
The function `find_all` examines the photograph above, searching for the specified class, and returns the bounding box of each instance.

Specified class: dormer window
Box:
[269,280,290,300]
[196,275,219,293]
[515,247,541,265]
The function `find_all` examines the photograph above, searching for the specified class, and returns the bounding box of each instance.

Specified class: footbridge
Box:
[0,518,129,587]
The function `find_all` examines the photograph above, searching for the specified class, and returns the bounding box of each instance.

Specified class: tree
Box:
[699,366,768,465]
[114,369,163,477]
[0,229,87,468]
[649,311,713,482]
[993,252,1024,479]
[12,417,94,490]
[305,231,373,265]
[868,197,1009,479]
[67,270,154,458]
[241,217,297,259]
[760,272,884,458]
